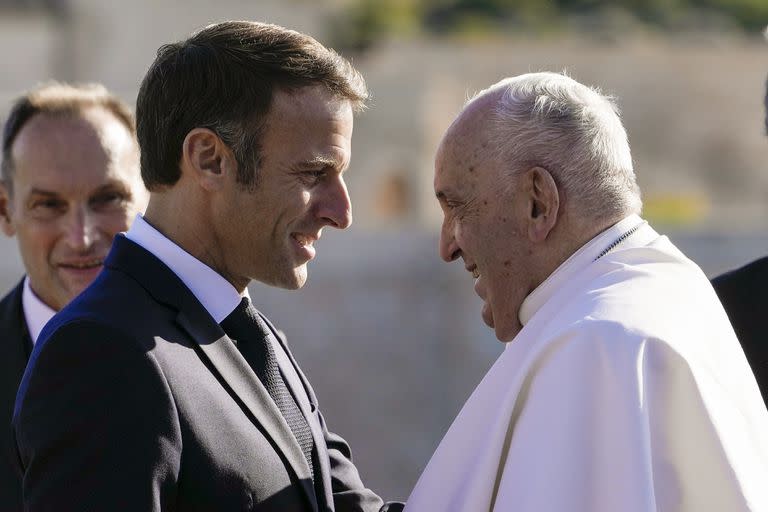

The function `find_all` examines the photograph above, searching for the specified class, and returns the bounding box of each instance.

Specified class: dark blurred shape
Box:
[0,0,66,13]
[712,257,768,408]
[375,172,412,220]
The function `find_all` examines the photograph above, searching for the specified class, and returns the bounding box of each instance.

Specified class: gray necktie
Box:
[220,297,315,479]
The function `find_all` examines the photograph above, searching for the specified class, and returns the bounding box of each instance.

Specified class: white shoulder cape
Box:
[405,219,768,512]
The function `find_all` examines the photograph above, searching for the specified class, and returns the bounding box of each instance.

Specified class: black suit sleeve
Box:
[13,321,182,511]
[259,320,403,512]
[315,409,404,512]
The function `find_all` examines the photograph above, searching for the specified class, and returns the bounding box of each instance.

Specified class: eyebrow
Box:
[27,182,130,198]
[296,156,346,172]
[27,188,60,197]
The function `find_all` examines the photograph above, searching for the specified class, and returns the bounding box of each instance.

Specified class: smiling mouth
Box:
[59,258,103,270]
[292,233,318,248]
[466,263,480,279]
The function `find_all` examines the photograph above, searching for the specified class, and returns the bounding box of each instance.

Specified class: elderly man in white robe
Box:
[405,72,768,512]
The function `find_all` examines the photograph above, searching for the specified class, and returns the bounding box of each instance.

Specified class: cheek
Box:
[276,189,312,226]
[87,207,137,240]
[15,224,58,265]
[98,211,133,236]
[453,214,485,250]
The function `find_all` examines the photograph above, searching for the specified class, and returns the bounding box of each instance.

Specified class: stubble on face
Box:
[216,86,354,292]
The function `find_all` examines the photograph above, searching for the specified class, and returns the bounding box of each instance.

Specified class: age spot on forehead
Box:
[468,166,475,173]
[503,260,511,267]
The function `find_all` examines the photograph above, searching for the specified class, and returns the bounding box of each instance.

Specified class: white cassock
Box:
[405,214,768,512]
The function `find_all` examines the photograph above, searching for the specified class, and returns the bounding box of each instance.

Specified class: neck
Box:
[533,210,628,290]
[143,192,248,294]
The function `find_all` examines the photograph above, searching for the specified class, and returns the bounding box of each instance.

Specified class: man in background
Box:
[13,21,402,511]
[711,77,768,408]
[0,83,147,509]
[405,72,768,511]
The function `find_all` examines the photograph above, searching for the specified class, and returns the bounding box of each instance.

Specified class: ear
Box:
[523,166,559,243]
[181,128,236,191]
[0,181,16,237]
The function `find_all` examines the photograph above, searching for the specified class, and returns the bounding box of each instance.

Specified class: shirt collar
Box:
[22,276,57,345]
[124,214,247,323]
[518,214,645,326]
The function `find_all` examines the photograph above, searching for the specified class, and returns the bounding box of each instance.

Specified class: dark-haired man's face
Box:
[0,107,148,310]
[216,85,353,290]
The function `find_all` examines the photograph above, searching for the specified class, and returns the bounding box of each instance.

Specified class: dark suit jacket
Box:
[0,279,30,511]
[13,236,395,512]
[712,255,768,408]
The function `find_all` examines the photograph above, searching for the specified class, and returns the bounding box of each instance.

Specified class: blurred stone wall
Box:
[349,36,768,232]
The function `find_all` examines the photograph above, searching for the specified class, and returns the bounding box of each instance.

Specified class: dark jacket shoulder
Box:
[0,279,30,510]
[712,256,768,408]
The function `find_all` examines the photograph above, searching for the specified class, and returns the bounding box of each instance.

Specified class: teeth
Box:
[472,268,480,279]
[294,235,313,247]
[65,261,102,269]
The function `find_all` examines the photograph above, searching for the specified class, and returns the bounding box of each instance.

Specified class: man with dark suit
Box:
[13,21,402,511]
[0,83,147,509]
[712,78,768,409]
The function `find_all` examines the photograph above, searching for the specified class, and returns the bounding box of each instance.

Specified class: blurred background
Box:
[0,0,766,500]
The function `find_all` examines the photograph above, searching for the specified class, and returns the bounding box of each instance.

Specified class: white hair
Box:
[471,72,642,220]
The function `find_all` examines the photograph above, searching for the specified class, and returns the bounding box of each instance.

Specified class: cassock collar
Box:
[519,214,646,327]
[22,276,56,345]
[124,214,248,323]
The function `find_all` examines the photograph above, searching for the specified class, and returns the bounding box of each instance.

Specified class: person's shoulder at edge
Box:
[713,255,768,287]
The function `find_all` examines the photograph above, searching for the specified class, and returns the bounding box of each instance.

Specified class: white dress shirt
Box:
[124,214,246,322]
[22,277,56,345]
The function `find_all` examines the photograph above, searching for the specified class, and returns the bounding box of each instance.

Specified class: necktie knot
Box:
[220,297,259,344]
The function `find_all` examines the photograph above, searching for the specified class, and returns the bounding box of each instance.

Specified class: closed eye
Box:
[32,198,66,211]
[301,169,328,185]
[90,191,128,209]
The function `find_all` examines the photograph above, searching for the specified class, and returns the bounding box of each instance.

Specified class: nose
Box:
[64,206,98,252]
[318,175,352,230]
[439,218,460,262]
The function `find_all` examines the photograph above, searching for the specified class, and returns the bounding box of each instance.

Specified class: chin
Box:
[494,321,522,343]
[271,266,307,290]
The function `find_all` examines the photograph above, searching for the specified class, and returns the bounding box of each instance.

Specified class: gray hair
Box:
[473,72,641,220]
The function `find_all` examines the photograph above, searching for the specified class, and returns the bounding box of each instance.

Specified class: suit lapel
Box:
[0,279,32,480]
[105,236,316,509]
[0,280,33,394]
[176,312,315,500]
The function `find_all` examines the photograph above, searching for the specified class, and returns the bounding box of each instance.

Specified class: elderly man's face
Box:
[0,107,147,310]
[434,99,534,342]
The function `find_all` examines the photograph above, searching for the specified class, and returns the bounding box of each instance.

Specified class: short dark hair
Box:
[1,82,135,187]
[136,20,369,191]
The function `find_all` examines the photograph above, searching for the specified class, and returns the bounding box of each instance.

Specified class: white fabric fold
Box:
[405,218,768,512]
